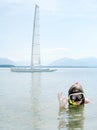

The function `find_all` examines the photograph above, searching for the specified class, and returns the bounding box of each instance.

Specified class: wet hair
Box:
[68,82,85,105]
[68,82,84,95]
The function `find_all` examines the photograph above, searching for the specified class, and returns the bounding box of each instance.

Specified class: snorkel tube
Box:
[68,99,77,106]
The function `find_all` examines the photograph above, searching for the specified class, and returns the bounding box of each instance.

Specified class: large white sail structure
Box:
[11,4,57,72]
[31,5,40,67]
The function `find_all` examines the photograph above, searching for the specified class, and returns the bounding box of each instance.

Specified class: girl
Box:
[58,82,90,111]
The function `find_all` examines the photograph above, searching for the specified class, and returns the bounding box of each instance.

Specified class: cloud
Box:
[37,0,59,14]
[0,0,32,4]
[81,0,97,11]
[62,0,97,11]
[0,0,35,17]
[57,0,97,19]
[1,0,97,18]
[0,0,22,5]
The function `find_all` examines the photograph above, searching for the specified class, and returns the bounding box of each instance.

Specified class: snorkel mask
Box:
[68,92,85,106]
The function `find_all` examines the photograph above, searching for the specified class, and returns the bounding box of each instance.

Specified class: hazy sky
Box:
[0,0,97,65]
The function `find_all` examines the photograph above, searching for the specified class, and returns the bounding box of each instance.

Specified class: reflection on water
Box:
[58,105,84,130]
[31,73,42,130]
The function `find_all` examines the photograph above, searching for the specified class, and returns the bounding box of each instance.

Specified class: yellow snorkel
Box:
[68,99,77,106]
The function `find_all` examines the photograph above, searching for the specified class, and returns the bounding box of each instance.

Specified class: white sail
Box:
[31,5,40,67]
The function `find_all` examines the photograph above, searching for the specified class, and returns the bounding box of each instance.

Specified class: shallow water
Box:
[0,68,97,130]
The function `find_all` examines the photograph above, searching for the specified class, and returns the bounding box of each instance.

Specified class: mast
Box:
[31,4,40,67]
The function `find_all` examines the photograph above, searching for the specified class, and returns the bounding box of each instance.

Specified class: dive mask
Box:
[68,92,84,102]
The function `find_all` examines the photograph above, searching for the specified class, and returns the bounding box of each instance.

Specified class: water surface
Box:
[0,68,97,130]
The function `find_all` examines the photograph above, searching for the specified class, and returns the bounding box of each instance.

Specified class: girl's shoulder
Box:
[85,98,90,104]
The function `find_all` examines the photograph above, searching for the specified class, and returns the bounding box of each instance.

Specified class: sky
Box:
[0,0,97,65]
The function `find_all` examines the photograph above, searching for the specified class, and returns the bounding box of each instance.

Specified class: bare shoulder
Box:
[85,98,90,104]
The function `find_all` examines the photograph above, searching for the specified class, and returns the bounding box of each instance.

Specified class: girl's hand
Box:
[57,92,68,109]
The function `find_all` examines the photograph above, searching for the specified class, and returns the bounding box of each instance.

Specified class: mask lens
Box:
[77,94,83,99]
[70,95,76,100]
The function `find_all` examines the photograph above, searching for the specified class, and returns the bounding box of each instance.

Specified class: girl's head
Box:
[68,82,85,106]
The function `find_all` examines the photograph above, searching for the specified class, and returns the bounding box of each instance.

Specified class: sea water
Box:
[0,68,97,130]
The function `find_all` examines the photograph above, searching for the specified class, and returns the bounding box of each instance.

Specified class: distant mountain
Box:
[50,57,97,67]
[1,57,97,67]
[0,58,15,66]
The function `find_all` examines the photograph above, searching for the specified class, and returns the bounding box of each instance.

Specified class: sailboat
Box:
[11,4,56,72]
